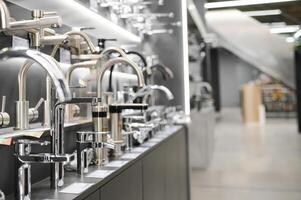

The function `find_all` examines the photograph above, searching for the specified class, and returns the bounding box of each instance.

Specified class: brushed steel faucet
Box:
[65,60,96,121]
[95,56,146,157]
[15,52,70,130]
[0,48,71,199]
[19,30,98,126]
[71,47,128,165]
[96,57,145,97]
[50,30,98,57]
[143,63,174,84]
[64,46,128,122]
[0,0,62,32]
[128,85,174,104]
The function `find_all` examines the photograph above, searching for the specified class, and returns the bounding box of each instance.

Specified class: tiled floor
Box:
[191,108,301,200]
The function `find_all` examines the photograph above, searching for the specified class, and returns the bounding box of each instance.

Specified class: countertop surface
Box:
[7,125,183,200]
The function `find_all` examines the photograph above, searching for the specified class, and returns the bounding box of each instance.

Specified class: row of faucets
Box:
[0,1,182,200]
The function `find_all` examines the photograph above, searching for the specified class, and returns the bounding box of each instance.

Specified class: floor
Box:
[191,108,301,200]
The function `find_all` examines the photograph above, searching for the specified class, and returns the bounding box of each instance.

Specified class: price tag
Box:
[86,170,114,179]
[120,153,140,160]
[59,48,71,64]
[105,160,128,168]
[60,183,93,194]
[12,36,29,49]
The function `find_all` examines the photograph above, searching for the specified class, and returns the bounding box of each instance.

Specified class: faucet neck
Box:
[96,57,145,98]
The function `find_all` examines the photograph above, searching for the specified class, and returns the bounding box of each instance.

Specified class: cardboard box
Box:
[241,83,262,123]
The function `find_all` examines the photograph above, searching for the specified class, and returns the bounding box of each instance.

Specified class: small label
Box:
[86,170,114,179]
[105,160,128,168]
[59,48,71,64]
[120,153,140,160]
[131,147,148,153]
[12,36,29,49]
[149,138,162,142]
[60,183,93,194]
[90,0,98,12]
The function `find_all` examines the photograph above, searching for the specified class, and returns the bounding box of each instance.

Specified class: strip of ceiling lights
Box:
[205,0,298,9]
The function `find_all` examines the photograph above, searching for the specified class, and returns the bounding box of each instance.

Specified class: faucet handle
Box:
[43,11,58,16]
[16,139,50,146]
[32,10,58,18]
[28,98,44,123]
[34,98,45,111]
[0,96,10,127]
[1,96,6,113]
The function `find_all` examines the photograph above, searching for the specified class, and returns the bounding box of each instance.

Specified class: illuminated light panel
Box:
[244,9,282,17]
[270,25,300,34]
[205,0,297,9]
[181,0,190,115]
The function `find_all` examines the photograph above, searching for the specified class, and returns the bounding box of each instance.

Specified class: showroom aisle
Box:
[191,108,301,200]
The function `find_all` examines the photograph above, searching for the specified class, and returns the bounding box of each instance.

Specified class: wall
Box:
[219,49,260,107]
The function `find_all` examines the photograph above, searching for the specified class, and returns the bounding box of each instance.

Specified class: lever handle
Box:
[44,11,58,16]
[16,139,50,146]
[34,98,44,111]
[32,10,57,18]
[1,96,6,113]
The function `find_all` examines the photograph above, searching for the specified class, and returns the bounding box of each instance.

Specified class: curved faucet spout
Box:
[0,48,71,102]
[143,64,174,80]
[131,85,174,103]
[96,57,145,98]
[0,0,10,29]
[51,30,97,57]
[99,47,127,58]
[66,60,97,85]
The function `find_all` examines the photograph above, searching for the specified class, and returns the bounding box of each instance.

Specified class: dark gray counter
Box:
[7,125,190,200]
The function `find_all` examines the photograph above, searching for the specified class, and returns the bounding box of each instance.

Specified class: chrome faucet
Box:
[15,139,73,200]
[143,63,174,84]
[96,57,145,97]
[51,30,98,57]
[0,48,71,101]
[95,56,146,157]
[129,85,174,104]
[64,46,128,122]
[20,30,98,127]
[72,47,128,165]
[15,52,69,130]
[0,1,62,32]
[0,48,71,199]
[65,60,96,121]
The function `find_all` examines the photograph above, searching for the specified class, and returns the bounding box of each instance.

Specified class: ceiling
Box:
[206,1,301,35]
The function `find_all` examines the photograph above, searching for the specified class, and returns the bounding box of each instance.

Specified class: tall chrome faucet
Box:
[19,30,98,127]
[15,54,69,130]
[95,56,146,157]
[65,60,96,121]
[0,48,71,200]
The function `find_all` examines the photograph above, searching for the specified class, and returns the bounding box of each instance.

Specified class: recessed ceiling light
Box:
[244,9,282,17]
[205,0,297,9]
[270,25,300,34]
